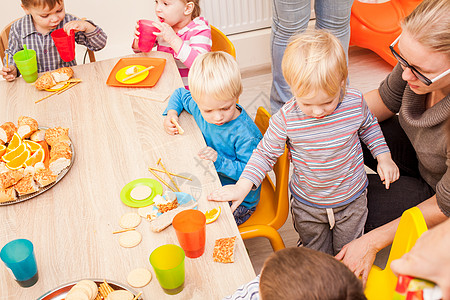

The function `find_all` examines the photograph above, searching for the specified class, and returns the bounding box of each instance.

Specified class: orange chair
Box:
[350,0,422,66]
[211,25,236,59]
[364,207,428,299]
[238,107,290,252]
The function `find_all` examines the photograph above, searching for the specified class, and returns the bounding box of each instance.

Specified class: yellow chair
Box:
[364,207,428,299]
[0,18,95,64]
[238,107,290,252]
[211,25,236,59]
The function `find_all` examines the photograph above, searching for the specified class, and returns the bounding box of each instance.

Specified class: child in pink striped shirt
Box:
[132,0,211,89]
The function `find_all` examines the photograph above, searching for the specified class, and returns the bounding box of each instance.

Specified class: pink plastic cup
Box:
[51,28,75,62]
[138,20,160,52]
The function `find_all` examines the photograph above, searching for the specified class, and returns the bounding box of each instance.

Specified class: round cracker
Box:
[119,230,142,248]
[70,284,93,300]
[76,280,98,299]
[130,185,152,200]
[127,268,152,288]
[66,290,90,300]
[105,290,134,300]
[119,212,141,229]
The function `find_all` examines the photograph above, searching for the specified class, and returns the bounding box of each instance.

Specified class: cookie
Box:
[130,185,152,200]
[76,280,98,300]
[119,230,142,248]
[119,212,141,229]
[127,268,152,288]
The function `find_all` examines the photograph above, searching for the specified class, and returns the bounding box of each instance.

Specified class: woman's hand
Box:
[198,147,217,162]
[335,232,379,286]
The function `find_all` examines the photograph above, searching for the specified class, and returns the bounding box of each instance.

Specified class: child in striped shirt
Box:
[1,0,107,81]
[209,30,400,255]
[132,0,211,89]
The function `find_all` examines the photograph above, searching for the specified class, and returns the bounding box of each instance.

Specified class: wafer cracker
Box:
[127,268,152,288]
[119,230,142,248]
[98,280,115,298]
[213,236,237,263]
[106,290,134,300]
[119,212,141,229]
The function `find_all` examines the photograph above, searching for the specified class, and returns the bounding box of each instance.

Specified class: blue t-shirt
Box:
[163,88,262,209]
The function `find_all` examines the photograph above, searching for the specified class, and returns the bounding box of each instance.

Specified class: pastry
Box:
[14,175,39,196]
[0,169,24,189]
[35,72,56,90]
[35,67,74,90]
[45,127,69,146]
[0,187,17,203]
[0,122,17,144]
[17,116,39,139]
[34,167,57,187]
[30,129,46,142]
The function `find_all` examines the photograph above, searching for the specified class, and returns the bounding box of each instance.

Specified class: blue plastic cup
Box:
[0,239,39,287]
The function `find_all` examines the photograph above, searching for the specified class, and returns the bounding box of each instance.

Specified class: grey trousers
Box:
[290,189,368,256]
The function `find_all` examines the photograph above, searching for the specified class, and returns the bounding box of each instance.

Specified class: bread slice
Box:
[0,187,17,203]
[0,169,25,189]
[17,116,39,139]
[14,175,39,196]
[34,167,57,187]
[213,236,237,263]
[0,122,17,144]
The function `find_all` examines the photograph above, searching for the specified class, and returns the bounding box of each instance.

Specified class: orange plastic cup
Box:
[172,209,206,258]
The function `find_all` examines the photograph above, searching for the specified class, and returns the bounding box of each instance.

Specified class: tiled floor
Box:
[238,45,393,274]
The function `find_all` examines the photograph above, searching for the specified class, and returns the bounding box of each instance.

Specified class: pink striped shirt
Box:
[156,17,211,89]
[242,88,390,208]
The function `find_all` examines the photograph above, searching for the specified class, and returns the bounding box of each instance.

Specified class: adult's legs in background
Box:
[270,0,354,114]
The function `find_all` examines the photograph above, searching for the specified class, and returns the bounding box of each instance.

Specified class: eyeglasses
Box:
[390,35,450,86]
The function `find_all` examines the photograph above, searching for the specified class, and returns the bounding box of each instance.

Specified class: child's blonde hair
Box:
[282,29,348,99]
[260,247,366,300]
[402,0,450,58]
[21,0,62,9]
[189,51,242,102]
[183,0,201,19]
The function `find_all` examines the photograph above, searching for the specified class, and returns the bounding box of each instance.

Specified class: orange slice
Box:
[205,207,221,224]
[6,149,30,170]
[0,145,6,159]
[6,132,22,152]
[2,143,26,163]
[24,140,43,154]
[24,148,45,167]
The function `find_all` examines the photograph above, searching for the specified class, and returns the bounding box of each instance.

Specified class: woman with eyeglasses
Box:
[336,0,449,285]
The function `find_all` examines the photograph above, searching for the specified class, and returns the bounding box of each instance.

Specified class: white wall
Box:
[0,1,271,70]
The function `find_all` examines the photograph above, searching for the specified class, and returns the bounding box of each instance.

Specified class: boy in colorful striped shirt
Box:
[209,30,400,255]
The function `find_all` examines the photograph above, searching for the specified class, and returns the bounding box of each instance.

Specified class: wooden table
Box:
[0,51,255,299]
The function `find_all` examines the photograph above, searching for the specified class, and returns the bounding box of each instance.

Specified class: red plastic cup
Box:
[138,20,159,52]
[51,28,75,62]
[172,209,206,258]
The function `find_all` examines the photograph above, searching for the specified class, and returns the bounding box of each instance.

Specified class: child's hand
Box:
[376,152,399,189]
[208,179,254,212]
[163,110,179,135]
[1,65,18,81]
[132,21,140,51]
[152,22,183,53]
[63,20,95,34]
[198,147,217,162]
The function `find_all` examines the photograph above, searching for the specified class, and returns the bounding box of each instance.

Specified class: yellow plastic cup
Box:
[149,244,185,295]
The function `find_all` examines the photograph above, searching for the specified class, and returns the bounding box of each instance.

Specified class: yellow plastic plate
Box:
[115,65,149,84]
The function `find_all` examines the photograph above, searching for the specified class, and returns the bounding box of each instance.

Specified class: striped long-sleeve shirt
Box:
[242,88,390,208]
[4,14,107,74]
[156,17,211,89]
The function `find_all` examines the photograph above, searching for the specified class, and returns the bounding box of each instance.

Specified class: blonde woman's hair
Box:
[183,0,201,19]
[282,29,348,99]
[402,0,450,58]
[189,51,243,102]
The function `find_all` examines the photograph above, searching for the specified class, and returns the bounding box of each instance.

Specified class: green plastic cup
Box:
[149,244,185,295]
[13,49,38,83]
